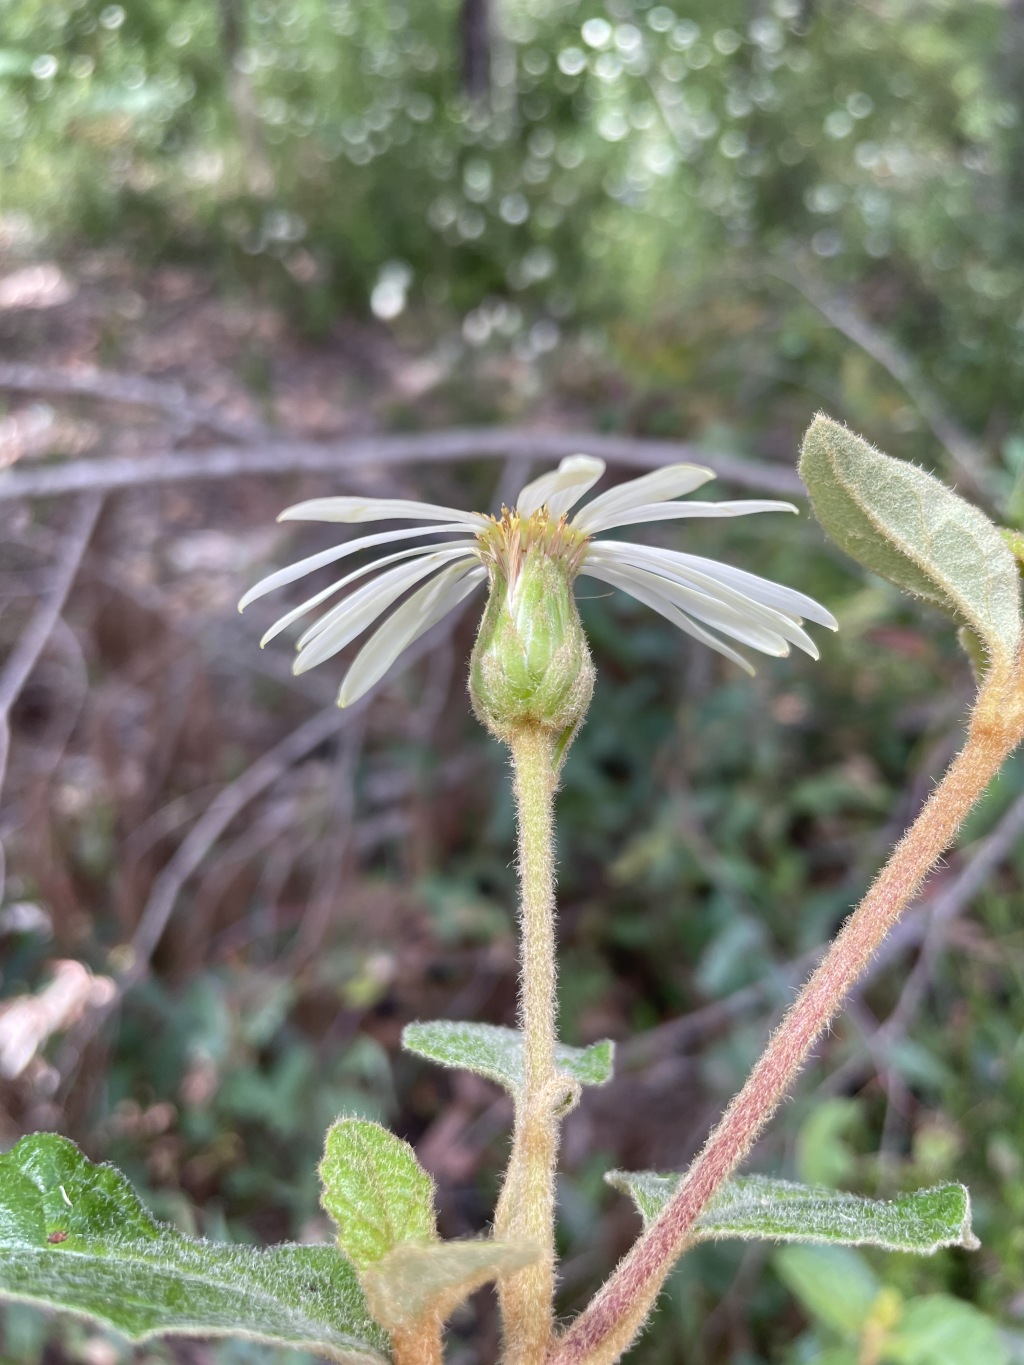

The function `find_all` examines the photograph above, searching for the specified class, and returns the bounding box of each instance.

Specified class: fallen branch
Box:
[0,362,269,444]
[126,704,347,973]
[0,428,804,502]
[0,492,102,811]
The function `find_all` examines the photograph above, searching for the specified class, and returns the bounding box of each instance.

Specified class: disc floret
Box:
[476,507,592,591]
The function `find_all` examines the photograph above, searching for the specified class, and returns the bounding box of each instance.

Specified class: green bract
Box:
[361,1239,541,1335]
[319,1118,540,1345]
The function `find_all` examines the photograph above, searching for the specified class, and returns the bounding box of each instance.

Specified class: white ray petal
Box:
[587,554,792,655]
[239,523,474,611]
[571,463,716,532]
[294,543,472,652]
[294,541,479,654]
[278,496,488,528]
[642,549,840,630]
[292,546,477,674]
[515,455,606,520]
[259,540,478,647]
[586,542,821,657]
[580,562,755,674]
[584,556,802,657]
[582,499,798,535]
[339,563,487,708]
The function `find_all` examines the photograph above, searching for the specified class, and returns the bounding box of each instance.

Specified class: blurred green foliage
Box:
[2,0,1024,440]
[776,1242,1011,1364]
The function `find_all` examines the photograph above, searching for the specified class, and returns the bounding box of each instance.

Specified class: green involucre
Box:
[469,548,595,745]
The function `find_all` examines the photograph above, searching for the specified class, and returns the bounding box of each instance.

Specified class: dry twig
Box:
[0,427,804,502]
[55,584,480,1091]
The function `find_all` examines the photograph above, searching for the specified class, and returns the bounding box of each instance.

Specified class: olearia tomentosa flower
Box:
[239,456,837,743]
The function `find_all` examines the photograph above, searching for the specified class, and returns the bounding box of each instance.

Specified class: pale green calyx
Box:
[469,509,595,749]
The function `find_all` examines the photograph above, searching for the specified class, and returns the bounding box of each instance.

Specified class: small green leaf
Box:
[361,1239,540,1332]
[0,1134,389,1364]
[800,415,1022,664]
[605,1172,978,1254]
[775,1244,881,1337]
[887,1294,1009,1365]
[320,1119,437,1272]
[402,1020,614,1095]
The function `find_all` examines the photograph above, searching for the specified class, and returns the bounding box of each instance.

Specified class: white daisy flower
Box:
[239,455,837,710]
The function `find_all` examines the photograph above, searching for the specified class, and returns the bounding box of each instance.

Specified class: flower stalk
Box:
[239,450,840,1365]
[495,721,562,1364]
[548,653,1024,1365]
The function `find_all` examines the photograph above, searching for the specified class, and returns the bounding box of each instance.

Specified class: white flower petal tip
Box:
[580,498,800,534]
[516,454,607,520]
[581,527,834,673]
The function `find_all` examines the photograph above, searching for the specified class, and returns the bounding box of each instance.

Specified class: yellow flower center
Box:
[475,508,591,591]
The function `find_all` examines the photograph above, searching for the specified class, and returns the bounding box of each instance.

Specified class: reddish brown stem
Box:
[548,660,1024,1365]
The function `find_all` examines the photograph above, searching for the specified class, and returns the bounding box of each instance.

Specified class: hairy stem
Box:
[549,659,1024,1365]
[391,1318,443,1365]
[495,722,560,1364]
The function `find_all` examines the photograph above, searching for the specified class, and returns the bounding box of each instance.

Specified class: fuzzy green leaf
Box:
[320,1119,436,1272]
[361,1239,541,1332]
[0,1134,389,1364]
[402,1020,614,1095]
[605,1172,978,1254]
[800,415,1022,664]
